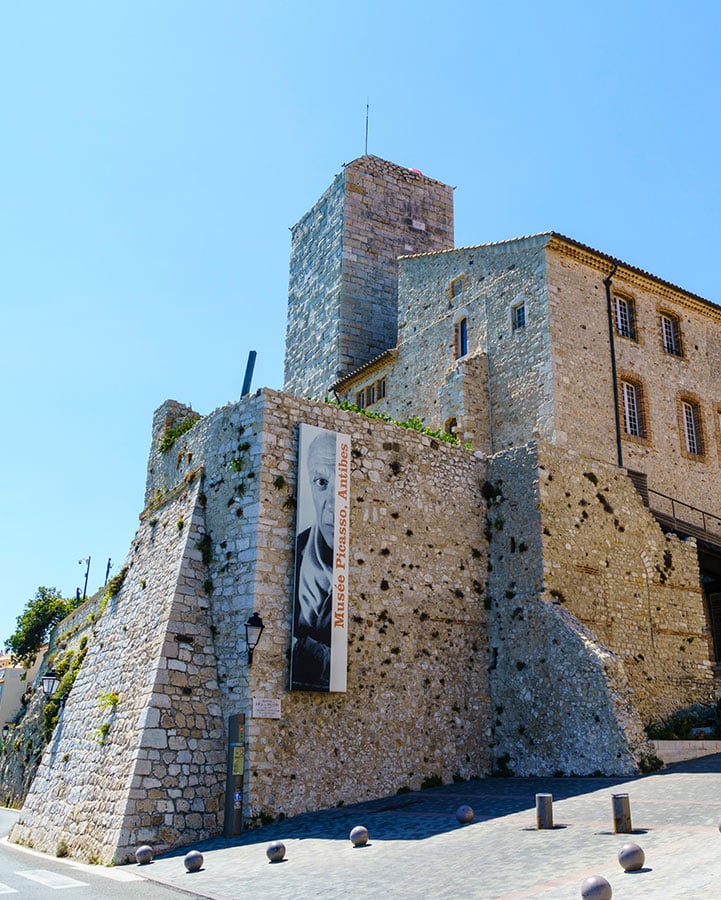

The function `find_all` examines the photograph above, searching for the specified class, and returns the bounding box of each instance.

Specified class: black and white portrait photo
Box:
[290,424,349,692]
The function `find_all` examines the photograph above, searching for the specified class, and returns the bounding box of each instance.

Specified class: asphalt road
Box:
[0,809,203,900]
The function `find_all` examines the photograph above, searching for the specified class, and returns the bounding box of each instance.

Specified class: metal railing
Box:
[648,488,721,544]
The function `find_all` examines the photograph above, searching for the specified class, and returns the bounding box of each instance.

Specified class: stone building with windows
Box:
[289,155,721,675]
[8,154,721,865]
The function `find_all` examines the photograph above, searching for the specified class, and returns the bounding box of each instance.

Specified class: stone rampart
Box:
[10,475,226,864]
[484,440,713,777]
[536,442,713,722]
[148,389,493,817]
[10,391,718,861]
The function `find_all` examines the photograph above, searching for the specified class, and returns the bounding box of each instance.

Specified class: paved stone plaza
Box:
[131,753,721,899]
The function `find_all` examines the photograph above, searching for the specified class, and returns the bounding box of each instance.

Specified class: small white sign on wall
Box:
[252,697,282,719]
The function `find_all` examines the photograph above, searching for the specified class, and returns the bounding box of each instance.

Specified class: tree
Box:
[5,587,80,666]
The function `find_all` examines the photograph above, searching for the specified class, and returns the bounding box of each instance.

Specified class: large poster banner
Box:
[290,424,349,692]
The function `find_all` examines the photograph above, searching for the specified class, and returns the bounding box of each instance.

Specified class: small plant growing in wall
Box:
[42,637,89,739]
[158,413,202,453]
[93,722,112,744]
[98,568,127,615]
[97,691,119,711]
[196,534,213,565]
[323,399,464,445]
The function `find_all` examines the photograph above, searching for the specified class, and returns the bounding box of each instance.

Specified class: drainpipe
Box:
[603,264,623,468]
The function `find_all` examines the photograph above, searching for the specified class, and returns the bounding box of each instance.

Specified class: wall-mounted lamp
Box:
[40,669,62,703]
[1,724,10,741]
[244,612,265,665]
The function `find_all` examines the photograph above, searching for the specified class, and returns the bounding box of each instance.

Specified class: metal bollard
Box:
[612,792,633,833]
[536,793,554,829]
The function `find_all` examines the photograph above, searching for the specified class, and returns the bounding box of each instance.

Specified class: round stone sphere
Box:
[184,850,204,872]
[349,825,369,846]
[266,840,286,862]
[134,845,154,865]
[456,804,474,824]
[581,875,612,899]
[618,842,645,871]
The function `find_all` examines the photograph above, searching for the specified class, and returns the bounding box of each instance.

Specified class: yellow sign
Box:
[232,745,244,776]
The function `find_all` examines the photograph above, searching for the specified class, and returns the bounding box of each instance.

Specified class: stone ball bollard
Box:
[349,825,369,846]
[717,816,721,832]
[266,840,286,862]
[581,874,612,899]
[184,850,204,873]
[456,804,474,824]
[617,842,645,871]
[134,845,154,865]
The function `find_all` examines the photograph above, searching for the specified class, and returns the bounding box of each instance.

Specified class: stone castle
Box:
[8,155,721,863]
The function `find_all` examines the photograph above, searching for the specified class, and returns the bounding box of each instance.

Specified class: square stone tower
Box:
[284,155,454,398]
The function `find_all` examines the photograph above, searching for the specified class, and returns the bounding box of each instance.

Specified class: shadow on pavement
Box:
[155,754,721,860]
[156,772,648,858]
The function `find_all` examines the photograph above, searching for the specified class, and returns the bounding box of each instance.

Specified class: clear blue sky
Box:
[2,1,720,648]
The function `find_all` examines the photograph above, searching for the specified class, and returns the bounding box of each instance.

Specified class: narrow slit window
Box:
[455,316,468,358]
[356,390,365,410]
[377,378,386,400]
[512,302,526,331]
[366,384,375,405]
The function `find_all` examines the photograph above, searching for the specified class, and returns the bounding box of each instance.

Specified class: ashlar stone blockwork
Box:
[10,476,226,864]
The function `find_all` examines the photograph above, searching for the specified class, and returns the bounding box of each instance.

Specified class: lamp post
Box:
[78,557,91,600]
[244,612,265,665]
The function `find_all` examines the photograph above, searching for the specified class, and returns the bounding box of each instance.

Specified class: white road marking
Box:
[0,884,18,895]
[15,869,88,889]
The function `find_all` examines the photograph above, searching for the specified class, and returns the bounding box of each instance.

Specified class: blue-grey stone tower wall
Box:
[284,155,454,398]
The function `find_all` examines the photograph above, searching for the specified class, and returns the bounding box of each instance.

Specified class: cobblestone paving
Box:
[136,754,721,899]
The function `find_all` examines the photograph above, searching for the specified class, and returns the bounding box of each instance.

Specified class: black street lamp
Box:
[40,669,61,700]
[78,556,91,600]
[244,612,265,665]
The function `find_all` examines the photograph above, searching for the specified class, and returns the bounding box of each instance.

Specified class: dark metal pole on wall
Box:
[603,265,623,468]
[241,351,257,398]
[224,713,245,837]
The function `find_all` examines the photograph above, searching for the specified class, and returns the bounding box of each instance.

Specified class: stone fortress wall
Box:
[146,390,495,816]
[484,441,712,777]
[8,154,721,862]
[11,476,227,864]
[14,384,709,861]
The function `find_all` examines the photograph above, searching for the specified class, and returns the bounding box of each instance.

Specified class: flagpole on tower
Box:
[365,98,369,155]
